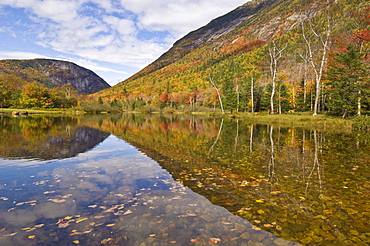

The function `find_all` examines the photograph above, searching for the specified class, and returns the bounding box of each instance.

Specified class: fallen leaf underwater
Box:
[0,114,369,245]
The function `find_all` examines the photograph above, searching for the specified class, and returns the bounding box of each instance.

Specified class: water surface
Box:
[0,114,369,245]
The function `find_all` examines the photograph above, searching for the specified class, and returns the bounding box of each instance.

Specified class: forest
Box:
[0,0,369,118]
[0,74,78,109]
[92,0,370,118]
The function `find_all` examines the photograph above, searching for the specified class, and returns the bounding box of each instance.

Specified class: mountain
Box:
[96,0,369,114]
[0,116,110,160]
[126,0,273,82]
[0,59,110,94]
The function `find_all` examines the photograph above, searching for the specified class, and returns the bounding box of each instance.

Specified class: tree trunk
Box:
[270,75,276,114]
[278,84,282,114]
[251,76,255,113]
[209,74,224,114]
[357,90,361,115]
[269,41,287,115]
[269,51,277,114]
[236,84,240,113]
[301,19,332,116]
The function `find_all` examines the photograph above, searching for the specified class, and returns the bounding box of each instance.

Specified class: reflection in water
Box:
[0,116,109,160]
[208,119,224,156]
[250,124,254,154]
[0,116,297,246]
[92,114,370,246]
[1,114,369,245]
[305,130,323,198]
[268,126,276,183]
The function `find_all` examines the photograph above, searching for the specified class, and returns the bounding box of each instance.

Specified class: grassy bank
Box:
[0,108,85,115]
[236,112,354,132]
[2,107,368,133]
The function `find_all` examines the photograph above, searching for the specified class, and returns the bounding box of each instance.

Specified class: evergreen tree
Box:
[295,78,306,111]
[326,45,370,117]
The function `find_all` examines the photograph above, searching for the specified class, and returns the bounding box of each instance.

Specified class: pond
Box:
[0,114,369,246]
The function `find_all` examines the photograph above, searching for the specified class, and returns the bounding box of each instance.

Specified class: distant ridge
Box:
[0,58,110,94]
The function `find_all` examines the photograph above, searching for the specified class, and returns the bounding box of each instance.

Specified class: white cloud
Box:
[0,26,17,38]
[0,0,248,82]
[120,0,248,37]
[2,0,80,23]
[0,51,50,60]
[103,15,136,36]
[89,0,115,13]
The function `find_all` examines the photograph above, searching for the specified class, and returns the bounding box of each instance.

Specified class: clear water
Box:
[0,114,369,245]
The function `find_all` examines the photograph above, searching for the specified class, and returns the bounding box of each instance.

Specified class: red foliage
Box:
[223,38,266,55]
[351,6,370,46]
[159,92,169,103]
[352,30,370,45]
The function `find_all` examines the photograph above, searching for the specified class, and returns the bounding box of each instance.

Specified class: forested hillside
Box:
[0,59,110,109]
[96,0,370,117]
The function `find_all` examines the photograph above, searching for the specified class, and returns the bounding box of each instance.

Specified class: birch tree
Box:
[209,74,225,114]
[301,14,333,116]
[268,40,287,114]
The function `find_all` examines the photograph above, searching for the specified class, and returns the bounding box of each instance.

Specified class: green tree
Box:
[241,50,263,113]
[0,74,25,108]
[326,45,370,117]
[19,82,54,108]
[296,78,311,111]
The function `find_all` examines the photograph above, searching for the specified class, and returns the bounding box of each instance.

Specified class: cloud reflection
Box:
[0,134,298,245]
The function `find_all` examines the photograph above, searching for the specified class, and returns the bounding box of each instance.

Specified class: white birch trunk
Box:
[301,19,332,116]
[209,74,224,114]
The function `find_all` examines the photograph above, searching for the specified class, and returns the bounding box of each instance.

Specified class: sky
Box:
[0,0,248,86]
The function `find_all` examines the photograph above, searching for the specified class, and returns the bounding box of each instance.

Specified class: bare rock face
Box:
[0,58,111,94]
[40,59,111,94]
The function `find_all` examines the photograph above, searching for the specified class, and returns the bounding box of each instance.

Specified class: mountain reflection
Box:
[0,120,298,246]
[87,114,370,246]
[1,114,369,245]
[0,116,109,160]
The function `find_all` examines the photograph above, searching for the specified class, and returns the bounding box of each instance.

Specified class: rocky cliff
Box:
[0,58,110,94]
[101,0,366,99]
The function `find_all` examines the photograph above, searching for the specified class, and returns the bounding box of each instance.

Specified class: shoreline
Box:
[2,108,368,132]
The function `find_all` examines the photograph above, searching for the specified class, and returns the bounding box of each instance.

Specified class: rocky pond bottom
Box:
[0,135,297,246]
[1,114,369,245]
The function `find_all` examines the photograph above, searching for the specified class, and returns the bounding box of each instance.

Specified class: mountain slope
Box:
[0,59,110,94]
[127,0,275,82]
[102,0,322,92]
[97,0,369,114]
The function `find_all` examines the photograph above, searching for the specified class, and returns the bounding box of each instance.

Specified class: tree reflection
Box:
[304,130,323,199]
[0,116,109,160]
[80,114,370,246]
[208,119,224,156]
[250,124,254,154]
[268,125,277,183]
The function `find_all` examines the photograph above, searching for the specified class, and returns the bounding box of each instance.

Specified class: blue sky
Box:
[0,0,248,86]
